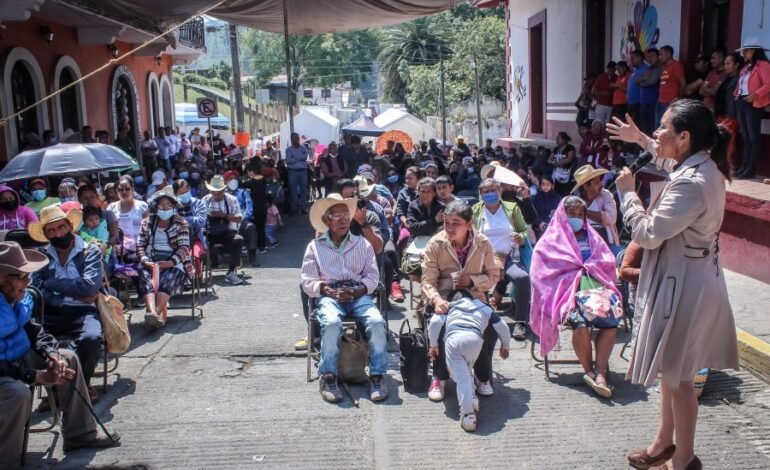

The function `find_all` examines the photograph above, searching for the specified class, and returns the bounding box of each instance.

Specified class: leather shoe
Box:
[657,455,702,470]
[64,432,121,452]
[627,444,676,469]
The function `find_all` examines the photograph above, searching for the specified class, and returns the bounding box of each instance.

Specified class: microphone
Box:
[607,151,653,191]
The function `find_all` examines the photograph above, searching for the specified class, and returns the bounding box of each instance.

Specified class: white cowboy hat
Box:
[481,162,525,187]
[205,175,227,192]
[737,37,769,51]
[353,175,374,197]
[571,164,609,194]
[28,204,83,243]
[480,161,501,179]
[308,193,358,234]
[0,241,48,275]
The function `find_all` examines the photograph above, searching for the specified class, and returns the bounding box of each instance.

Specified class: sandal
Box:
[583,372,613,398]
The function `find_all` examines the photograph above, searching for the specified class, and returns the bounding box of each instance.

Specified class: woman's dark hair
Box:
[540,174,554,185]
[77,184,98,200]
[443,200,472,221]
[726,52,745,69]
[417,177,437,191]
[667,99,731,181]
[82,205,102,220]
[557,131,572,143]
[405,166,423,178]
[118,175,135,188]
[172,179,189,194]
[747,48,769,66]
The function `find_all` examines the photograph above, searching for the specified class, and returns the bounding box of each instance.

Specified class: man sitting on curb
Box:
[301,194,389,403]
[0,241,119,467]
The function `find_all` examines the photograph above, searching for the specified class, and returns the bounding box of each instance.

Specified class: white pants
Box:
[444,330,483,415]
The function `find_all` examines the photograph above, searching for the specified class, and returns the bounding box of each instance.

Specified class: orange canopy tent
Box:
[376,130,413,155]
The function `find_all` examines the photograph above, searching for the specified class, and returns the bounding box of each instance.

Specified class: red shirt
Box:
[592,73,614,106]
[702,68,725,110]
[659,59,685,103]
[612,72,630,105]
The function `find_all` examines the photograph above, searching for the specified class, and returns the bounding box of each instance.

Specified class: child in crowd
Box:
[79,205,112,258]
[428,298,510,432]
[265,194,282,248]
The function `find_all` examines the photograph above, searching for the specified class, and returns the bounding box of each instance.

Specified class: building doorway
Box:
[529,11,546,135]
[10,62,39,151]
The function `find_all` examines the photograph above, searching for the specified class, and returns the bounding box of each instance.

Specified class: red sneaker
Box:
[390,281,405,302]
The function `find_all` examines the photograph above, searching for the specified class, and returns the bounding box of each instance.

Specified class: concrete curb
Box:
[737,327,770,383]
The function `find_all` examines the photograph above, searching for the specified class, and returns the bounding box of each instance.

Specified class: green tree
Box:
[377,16,452,103]
[215,60,233,86]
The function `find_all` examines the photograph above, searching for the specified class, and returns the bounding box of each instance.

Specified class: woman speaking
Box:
[608,100,739,470]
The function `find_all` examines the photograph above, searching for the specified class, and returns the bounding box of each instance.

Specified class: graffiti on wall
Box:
[513,65,527,103]
[619,0,661,62]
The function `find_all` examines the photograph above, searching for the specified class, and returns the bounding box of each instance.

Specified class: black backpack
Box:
[399,319,430,393]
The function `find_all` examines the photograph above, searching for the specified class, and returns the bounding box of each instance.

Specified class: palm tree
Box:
[378,17,452,103]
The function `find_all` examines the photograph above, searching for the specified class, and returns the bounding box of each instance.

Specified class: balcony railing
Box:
[178,16,205,50]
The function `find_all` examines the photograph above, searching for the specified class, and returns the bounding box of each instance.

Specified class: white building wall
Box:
[611,0,682,64]
[507,0,583,137]
[742,0,770,44]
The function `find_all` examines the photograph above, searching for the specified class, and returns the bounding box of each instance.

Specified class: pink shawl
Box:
[529,199,620,357]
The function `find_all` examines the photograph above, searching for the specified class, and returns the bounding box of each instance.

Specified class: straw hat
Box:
[308,193,358,234]
[571,165,609,194]
[0,241,48,275]
[28,204,82,243]
[205,175,227,192]
[353,175,374,197]
[148,186,181,210]
[737,37,769,51]
[480,161,501,179]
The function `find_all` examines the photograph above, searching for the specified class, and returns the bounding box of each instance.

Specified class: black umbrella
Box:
[0,143,139,182]
[342,115,385,137]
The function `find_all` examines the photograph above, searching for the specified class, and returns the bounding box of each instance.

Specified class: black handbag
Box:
[399,319,430,393]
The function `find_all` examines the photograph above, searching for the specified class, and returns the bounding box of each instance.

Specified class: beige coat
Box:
[421,230,500,304]
[622,152,739,386]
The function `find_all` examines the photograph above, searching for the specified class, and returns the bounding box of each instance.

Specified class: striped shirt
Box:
[301,231,379,297]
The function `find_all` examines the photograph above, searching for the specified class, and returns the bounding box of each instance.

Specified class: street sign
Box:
[197,97,218,118]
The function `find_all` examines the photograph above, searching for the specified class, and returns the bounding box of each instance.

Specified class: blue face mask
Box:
[60,196,76,203]
[387,175,399,184]
[134,176,145,185]
[157,208,175,220]
[32,190,47,202]
[567,217,584,232]
[179,171,190,179]
[178,192,192,204]
[480,192,499,205]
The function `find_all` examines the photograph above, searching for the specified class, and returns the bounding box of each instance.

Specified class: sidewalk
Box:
[22,215,770,469]
[725,269,770,381]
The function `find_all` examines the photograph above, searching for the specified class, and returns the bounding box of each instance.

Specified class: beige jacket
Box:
[421,229,500,303]
[621,152,739,386]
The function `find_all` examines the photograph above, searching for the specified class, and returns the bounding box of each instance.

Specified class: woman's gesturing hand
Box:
[607,114,645,145]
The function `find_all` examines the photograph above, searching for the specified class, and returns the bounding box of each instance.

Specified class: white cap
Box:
[151,170,166,186]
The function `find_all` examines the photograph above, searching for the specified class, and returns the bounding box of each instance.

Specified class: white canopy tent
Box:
[374,108,436,145]
[279,108,340,154]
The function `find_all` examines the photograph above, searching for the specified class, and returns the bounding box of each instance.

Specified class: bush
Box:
[178,73,229,91]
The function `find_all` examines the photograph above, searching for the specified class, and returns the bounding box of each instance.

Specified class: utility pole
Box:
[473,54,483,148]
[282,0,294,133]
[439,51,447,149]
[228,23,245,136]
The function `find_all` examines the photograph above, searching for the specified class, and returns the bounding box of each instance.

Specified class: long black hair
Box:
[747,47,769,67]
[667,99,731,181]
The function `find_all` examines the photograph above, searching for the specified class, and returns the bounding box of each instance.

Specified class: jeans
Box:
[655,102,670,130]
[316,295,388,376]
[736,98,763,167]
[494,255,531,324]
[288,168,308,213]
[639,102,657,136]
[265,223,278,245]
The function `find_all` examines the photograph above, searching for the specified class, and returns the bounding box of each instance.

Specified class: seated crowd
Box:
[299,133,632,431]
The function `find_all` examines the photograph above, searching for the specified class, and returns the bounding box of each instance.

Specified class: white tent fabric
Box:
[374,108,436,145]
[62,0,459,35]
[280,108,340,153]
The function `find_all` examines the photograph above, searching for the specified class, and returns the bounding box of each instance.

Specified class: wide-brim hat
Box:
[571,165,609,194]
[205,175,227,192]
[737,37,769,51]
[309,193,358,234]
[0,241,48,274]
[353,175,374,197]
[480,161,501,179]
[28,204,82,243]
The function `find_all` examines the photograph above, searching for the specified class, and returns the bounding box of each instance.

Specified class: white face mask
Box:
[227,180,239,191]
